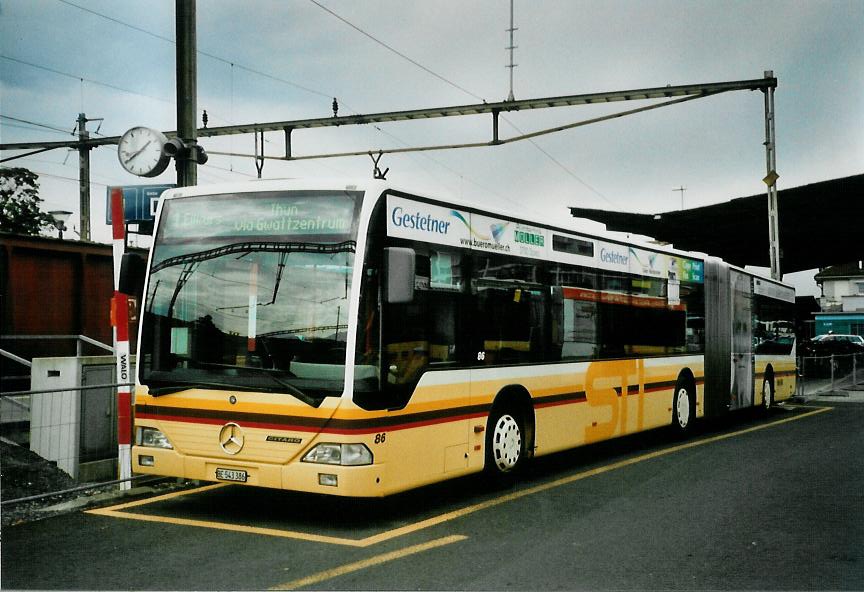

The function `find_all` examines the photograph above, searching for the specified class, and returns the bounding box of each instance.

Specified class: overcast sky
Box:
[2,0,862,293]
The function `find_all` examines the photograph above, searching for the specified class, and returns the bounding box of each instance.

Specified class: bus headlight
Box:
[135,426,174,449]
[302,443,372,466]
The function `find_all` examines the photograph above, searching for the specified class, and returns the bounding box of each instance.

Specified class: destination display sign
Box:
[158,191,358,241]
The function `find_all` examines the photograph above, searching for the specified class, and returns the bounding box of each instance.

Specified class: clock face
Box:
[118,127,170,177]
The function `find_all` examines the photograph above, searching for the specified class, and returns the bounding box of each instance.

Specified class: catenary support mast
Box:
[763,70,781,280]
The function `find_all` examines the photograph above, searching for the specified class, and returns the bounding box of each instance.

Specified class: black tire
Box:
[485,404,527,481]
[671,377,695,434]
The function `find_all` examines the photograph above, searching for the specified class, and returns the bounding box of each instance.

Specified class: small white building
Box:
[816,262,864,313]
[814,262,864,337]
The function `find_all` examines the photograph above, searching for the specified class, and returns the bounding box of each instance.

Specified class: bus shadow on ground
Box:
[112,406,803,541]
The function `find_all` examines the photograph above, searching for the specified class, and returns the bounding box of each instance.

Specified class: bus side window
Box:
[380,247,468,403]
[682,281,706,353]
[427,249,465,366]
[471,254,546,365]
[562,295,599,360]
[554,263,600,361]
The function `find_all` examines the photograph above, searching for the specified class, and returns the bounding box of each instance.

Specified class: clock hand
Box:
[124,140,152,163]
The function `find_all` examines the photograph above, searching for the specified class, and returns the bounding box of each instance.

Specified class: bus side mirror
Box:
[119,253,146,296]
[384,247,415,304]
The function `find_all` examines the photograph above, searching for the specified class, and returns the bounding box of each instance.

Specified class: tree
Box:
[0,167,55,236]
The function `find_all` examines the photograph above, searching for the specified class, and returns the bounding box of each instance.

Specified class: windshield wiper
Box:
[148,381,262,396]
[191,362,320,406]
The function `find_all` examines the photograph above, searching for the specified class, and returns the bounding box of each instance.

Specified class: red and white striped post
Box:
[110,188,133,490]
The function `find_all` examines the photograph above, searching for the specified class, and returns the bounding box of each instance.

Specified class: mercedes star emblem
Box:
[218,422,245,455]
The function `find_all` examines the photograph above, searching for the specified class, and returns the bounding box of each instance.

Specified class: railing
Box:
[1,334,116,400]
[0,348,33,368]
[0,379,181,528]
[1,381,139,509]
[1,334,114,358]
[796,352,864,397]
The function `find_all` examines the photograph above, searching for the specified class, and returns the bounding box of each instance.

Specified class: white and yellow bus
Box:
[128,179,796,497]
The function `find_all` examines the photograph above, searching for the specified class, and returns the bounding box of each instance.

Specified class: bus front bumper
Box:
[132,446,388,497]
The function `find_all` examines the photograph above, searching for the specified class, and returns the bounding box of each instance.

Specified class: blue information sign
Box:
[105,184,175,224]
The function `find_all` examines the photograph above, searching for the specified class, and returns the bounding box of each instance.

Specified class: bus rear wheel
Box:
[761,376,774,412]
[485,406,526,478]
[672,378,695,434]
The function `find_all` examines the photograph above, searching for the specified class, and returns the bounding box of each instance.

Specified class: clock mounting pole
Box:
[175,0,198,187]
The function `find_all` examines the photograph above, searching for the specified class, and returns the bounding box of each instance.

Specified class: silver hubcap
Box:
[676,388,690,428]
[763,379,772,409]
[492,414,522,472]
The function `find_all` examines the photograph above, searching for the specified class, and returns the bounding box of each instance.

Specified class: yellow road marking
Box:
[269,535,468,590]
[92,482,228,511]
[88,406,831,547]
[360,405,832,544]
[86,482,369,546]
[86,507,369,546]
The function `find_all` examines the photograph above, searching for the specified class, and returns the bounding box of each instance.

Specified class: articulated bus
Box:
[128,179,796,497]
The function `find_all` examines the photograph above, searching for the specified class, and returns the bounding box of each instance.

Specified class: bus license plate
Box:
[215,468,248,483]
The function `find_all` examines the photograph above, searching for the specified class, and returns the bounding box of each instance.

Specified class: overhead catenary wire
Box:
[16,1,510,197]
[308,0,485,103]
[0,54,174,107]
[44,0,394,181]
[56,0,334,101]
[0,115,75,136]
[305,0,614,206]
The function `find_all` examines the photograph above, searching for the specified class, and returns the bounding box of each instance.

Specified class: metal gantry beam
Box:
[0,77,776,154]
[211,90,718,162]
[192,77,778,140]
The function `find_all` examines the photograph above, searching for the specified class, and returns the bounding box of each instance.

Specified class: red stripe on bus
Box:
[135,411,488,435]
[535,397,587,409]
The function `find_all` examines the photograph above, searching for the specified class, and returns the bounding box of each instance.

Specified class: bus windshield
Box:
[140,189,362,405]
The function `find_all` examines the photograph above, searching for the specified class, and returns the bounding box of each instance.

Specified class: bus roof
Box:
[159,178,791,289]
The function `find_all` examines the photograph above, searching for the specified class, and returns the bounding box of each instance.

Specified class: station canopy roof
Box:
[569,174,864,275]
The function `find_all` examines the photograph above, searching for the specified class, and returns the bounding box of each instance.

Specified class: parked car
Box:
[799,334,864,376]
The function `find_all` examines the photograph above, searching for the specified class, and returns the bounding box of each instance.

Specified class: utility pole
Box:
[175,0,198,187]
[77,113,91,241]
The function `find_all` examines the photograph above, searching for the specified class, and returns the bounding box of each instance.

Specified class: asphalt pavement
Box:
[3,399,863,590]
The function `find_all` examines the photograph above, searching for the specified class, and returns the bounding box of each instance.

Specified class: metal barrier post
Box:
[796,357,801,398]
[830,355,835,390]
[111,188,132,491]
[855,354,859,386]
[799,357,805,398]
